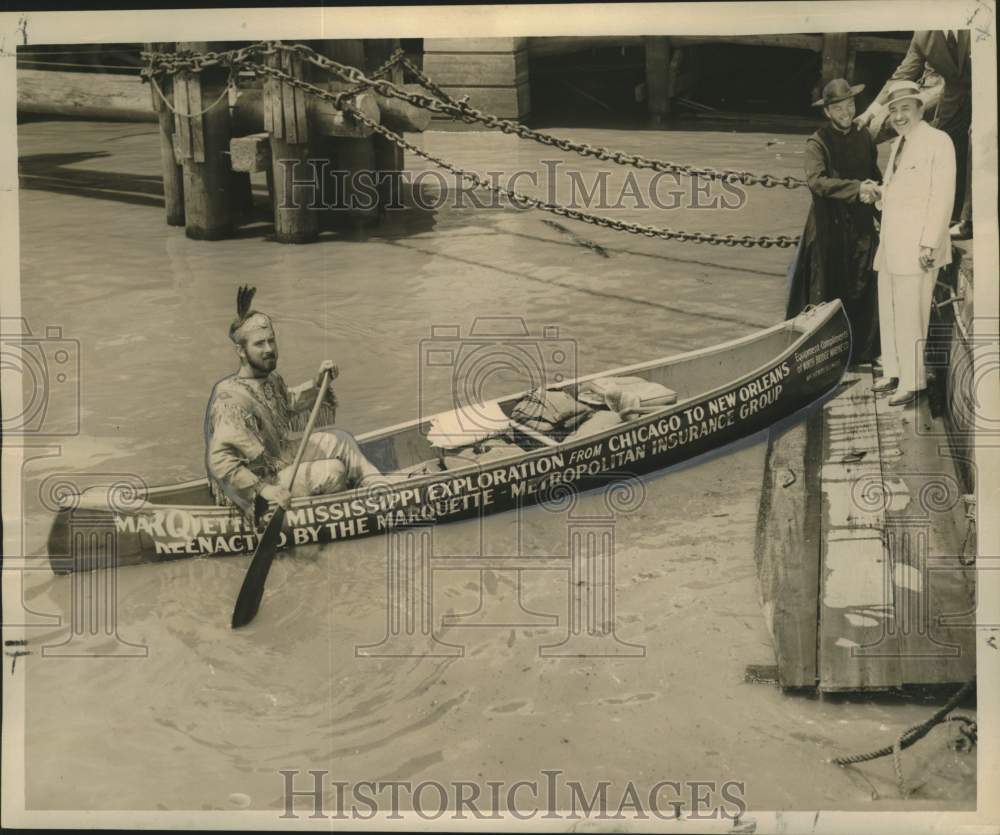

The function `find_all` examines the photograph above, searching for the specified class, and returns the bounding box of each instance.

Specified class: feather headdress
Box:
[229,285,272,342]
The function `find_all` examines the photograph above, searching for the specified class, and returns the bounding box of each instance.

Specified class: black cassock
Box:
[786,123,882,363]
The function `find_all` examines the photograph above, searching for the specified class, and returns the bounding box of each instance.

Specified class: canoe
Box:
[46,301,850,573]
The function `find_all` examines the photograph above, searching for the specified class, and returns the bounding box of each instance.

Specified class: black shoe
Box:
[872,377,899,393]
[950,221,972,240]
[888,389,921,407]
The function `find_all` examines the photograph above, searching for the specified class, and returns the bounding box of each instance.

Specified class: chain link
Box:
[289,43,808,191]
[243,59,799,249]
[143,41,808,192]
[141,43,803,248]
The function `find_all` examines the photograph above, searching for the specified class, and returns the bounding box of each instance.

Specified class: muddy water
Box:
[14,121,974,813]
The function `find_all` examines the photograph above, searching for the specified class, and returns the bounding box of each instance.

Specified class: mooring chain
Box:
[243,60,799,249]
[141,42,807,192]
[277,42,809,191]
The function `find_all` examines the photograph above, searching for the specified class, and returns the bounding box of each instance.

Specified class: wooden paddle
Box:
[231,368,333,629]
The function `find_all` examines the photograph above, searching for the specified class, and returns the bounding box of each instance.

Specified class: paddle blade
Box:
[231,507,286,629]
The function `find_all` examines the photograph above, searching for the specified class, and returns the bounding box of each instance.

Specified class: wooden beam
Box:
[229,132,271,173]
[232,85,381,138]
[849,35,911,55]
[425,37,528,53]
[753,413,823,689]
[669,34,824,51]
[421,50,530,87]
[265,46,318,244]
[177,41,233,241]
[820,33,850,84]
[643,36,671,121]
[17,68,156,121]
[145,42,184,226]
[527,36,643,59]
[817,372,901,691]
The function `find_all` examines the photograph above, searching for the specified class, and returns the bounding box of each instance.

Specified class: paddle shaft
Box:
[284,370,335,491]
[231,369,333,629]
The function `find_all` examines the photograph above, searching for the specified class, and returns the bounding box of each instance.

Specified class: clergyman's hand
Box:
[854,109,875,129]
[258,482,292,510]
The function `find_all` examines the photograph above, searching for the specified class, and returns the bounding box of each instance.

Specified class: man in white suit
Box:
[872,80,956,406]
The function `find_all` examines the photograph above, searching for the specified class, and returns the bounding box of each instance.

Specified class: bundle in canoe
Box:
[47,302,850,573]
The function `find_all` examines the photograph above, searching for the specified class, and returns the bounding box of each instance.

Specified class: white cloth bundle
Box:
[427,401,511,449]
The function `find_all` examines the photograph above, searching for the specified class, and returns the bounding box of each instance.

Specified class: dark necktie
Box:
[946,30,959,62]
[892,136,906,174]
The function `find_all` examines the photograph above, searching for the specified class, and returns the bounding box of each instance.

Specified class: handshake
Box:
[859,180,882,205]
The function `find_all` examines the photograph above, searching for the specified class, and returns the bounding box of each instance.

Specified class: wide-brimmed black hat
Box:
[812,78,865,108]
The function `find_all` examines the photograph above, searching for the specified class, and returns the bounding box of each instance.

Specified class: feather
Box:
[236,285,256,322]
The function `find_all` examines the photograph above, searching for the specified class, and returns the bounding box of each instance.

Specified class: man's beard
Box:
[248,354,277,374]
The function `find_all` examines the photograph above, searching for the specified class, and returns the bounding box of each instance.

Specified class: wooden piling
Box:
[175,41,233,240]
[265,45,319,244]
[315,40,382,227]
[145,42,185,226]
[643,37,671,123]
[820,33,850,85]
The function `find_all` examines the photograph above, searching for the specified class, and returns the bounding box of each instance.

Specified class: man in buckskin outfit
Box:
[205,286,380,513]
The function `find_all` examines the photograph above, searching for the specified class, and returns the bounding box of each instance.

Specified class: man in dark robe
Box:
[786,78,882,363]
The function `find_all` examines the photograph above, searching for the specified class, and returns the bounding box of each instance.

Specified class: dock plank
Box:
[869,387,976,685]
[753,410,823,689]
[818,370,903,691]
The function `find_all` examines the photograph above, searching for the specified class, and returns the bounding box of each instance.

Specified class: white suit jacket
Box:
[874,120,956,274]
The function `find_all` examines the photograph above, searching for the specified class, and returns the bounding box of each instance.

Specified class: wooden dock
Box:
[756,366,976,692]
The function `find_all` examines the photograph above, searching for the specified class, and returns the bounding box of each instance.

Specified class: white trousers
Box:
[276,430,380,498]
[877,269,937,392]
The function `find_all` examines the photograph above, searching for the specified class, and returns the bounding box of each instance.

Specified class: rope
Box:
[148,67,235,119]
[830,681,976,784]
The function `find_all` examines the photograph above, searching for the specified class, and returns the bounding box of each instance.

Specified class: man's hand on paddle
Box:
[315,360,339,386]
[315,360,339,411]
[258,482,292,510]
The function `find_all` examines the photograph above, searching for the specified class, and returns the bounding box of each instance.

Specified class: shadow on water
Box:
[18,151,166,209]
[379,236,772,330]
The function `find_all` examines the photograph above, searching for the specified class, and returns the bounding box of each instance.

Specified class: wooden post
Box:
[368,39,406,218]
[265,45,320,244]
[820,33,850,85]
[643,36,671,124]
[175,41,233,240]
[315,41,381,228]
[145,42,185,226]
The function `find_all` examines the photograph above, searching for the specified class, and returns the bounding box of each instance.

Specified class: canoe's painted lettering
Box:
[683,404,705,423]
[569,443,603,462]
[376,488,495,530]
[739,385,783,419]
[428,454,566,501]
[737,362,791,402]
[708,391,738,415]
[650,408,738,454]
